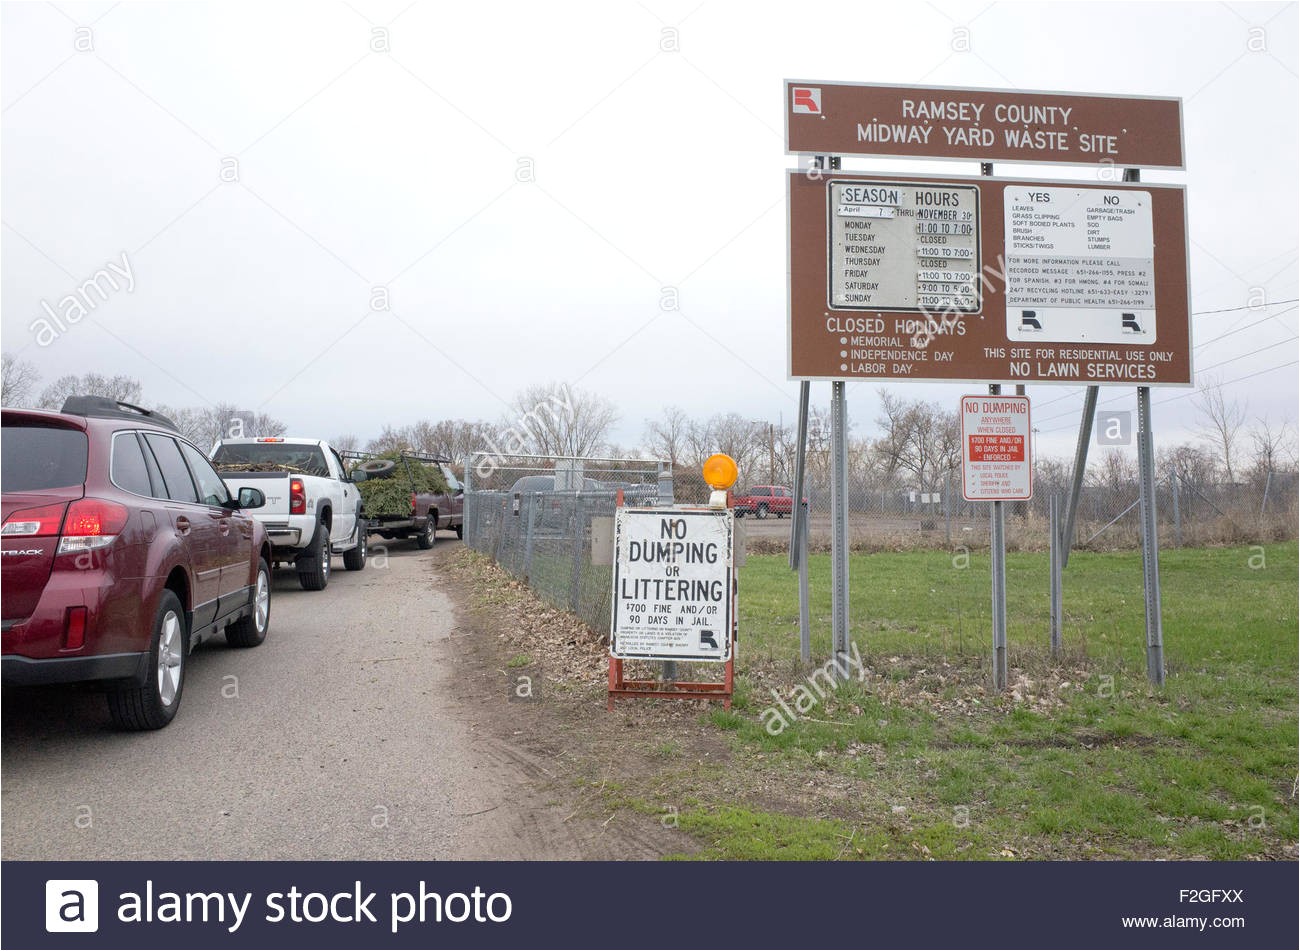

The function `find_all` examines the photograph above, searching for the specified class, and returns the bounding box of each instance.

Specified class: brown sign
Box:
[788,170,1192,385]
[785,81,1185,169]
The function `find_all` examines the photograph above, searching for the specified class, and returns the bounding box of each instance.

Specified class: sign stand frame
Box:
[606,490,737,711]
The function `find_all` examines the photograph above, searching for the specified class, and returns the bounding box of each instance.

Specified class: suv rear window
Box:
[1,425,88,491]
[211,442,330,477]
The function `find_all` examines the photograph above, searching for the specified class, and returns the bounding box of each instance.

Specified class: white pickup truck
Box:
[210,437,367,590]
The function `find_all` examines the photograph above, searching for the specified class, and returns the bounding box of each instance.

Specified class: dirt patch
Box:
[428,542,713,859]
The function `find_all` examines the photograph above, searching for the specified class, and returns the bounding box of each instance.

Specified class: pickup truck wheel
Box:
[226,559,271,647]
[416,513,437,550]
[343,518,367,570]
[107,590,186,730]
[297,521,331,590]
[757,503,769,519]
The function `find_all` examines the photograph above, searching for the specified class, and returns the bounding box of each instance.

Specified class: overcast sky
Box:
[2,0,1297,459]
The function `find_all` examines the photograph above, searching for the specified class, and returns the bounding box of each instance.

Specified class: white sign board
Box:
[610,508,733,662]
[828,180,981,313]
[1004,186,1156,345]
[960,395,1032,501]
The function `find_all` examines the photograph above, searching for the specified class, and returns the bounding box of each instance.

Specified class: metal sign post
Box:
[1049,492,1063,656]
[987,384,1009,691]
[1060,386,1099,567]
[1136,386,1166,685]
[830,380,851,679]
[790,379,812,663]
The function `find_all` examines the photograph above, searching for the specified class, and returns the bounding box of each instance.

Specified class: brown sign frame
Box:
[785,80,1185,170]
[787,170,1193,386]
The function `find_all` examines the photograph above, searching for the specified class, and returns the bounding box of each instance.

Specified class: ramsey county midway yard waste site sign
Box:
[610,509,734,662]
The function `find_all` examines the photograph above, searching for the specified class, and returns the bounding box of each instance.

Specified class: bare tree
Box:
[138,403,288,450]
[1247,415,1296,478]
[415,418,500,461]
[505,382,618,458]
[643,406,690,468]
[366,424,413,455]
[872,389,961,493]
[1157,442,1219,491]
[681,413,766,482]
[1,353,40,407]
[151,405,210,446]
[1087,449,1137,492]
[1194,376,1247,483]
[38,373,142,410]
[331,434,361,452]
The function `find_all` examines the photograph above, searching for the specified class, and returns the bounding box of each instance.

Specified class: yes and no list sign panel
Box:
[788,171,1191,385]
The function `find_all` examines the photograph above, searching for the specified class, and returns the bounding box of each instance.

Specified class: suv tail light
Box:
[410,492,417,512]
[290,478,306,515]
[58,498,129,554]
[1,502,69,537]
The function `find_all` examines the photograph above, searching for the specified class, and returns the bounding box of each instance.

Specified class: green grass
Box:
[663,543,1298,860]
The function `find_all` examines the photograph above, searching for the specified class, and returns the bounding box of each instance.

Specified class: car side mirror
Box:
[237,487,266,509]
[350,469,367,483]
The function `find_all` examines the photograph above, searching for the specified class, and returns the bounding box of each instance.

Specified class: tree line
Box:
[3,353,1295,492]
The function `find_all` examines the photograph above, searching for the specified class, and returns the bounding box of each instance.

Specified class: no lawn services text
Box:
[115,881,510,934]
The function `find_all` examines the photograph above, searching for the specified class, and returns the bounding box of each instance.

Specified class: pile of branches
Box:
[354,452,450,516]
[214,461,304,474]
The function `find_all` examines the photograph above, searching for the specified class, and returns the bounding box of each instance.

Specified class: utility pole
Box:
[769,423,776,484]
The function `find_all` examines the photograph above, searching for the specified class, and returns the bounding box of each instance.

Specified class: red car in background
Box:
[2,397,274,730]
[732,485,796,518]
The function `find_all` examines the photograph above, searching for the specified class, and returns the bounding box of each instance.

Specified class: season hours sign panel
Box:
[610,509,734,662]
[829,180,980,313]
[788,170,1191,385]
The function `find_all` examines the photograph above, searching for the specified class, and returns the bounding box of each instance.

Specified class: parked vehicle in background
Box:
[732,484,795,518]
[343,451,464,549]
[2,397,273,730]
[506,474,606,533]
[210,437,366,589]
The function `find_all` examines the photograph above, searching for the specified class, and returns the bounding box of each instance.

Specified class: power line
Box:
[1196,305,1298,351]
[1027,302,1299,413]
[1154,359,1298,406]
[1193,297,1298,317]
[1037,359,1300,433]
[1035,335,1298,429]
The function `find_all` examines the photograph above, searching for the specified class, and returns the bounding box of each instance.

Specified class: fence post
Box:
[1261,469,1272,516]
[522,494,538,584]
[944,469,952,547]
[1170,471,1182,548]
[569,495,584,614]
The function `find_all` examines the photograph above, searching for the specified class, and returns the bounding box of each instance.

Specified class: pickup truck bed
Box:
[343,451,465,550]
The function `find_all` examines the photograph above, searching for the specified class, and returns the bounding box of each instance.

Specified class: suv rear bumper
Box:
[2,651,149,686]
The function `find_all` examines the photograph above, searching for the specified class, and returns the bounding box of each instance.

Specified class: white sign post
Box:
[611,508,733,662]
[960,394,1033,501]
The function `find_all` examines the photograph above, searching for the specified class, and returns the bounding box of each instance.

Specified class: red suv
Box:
[2,397,274,730]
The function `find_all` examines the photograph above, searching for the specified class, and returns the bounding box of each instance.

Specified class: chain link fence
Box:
[740,460,1297,555]
[463,454,671,636]
[461,447,1296,647]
